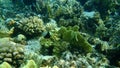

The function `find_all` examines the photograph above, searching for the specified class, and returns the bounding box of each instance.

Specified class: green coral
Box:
[40,33,69,56]
[23,60,37,68]
[0,62,12,68]
[59,25,93,53]
[40,26,69,56]
[24,52,42,68]
[40,25,92,56]
[0,22,14,38]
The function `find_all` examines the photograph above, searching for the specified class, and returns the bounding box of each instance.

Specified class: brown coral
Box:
[18,16,45,36]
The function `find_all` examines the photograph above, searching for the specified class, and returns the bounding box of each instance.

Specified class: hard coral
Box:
[0,38,25,67]
[17,16,45,36]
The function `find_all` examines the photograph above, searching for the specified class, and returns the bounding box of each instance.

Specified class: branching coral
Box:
[16,16,45,36]
[35,0,83,26]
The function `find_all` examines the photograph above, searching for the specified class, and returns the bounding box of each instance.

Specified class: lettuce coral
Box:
[59,26,93,53]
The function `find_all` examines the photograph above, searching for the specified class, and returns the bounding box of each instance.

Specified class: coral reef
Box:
[84,0,118,19]
[0,0,120,67]
[0,52,110,68]
[40,31,69,56]
[40,25,92,56]
[35,0,83,26]
[0,19,14,38]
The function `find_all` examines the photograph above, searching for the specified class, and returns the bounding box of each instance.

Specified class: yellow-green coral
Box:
[40,25,92,56]
[0,27,14,38]
[23,60,37,68]
[59,26,93,53]
[40,28,69,56]
[0,62,12,68]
